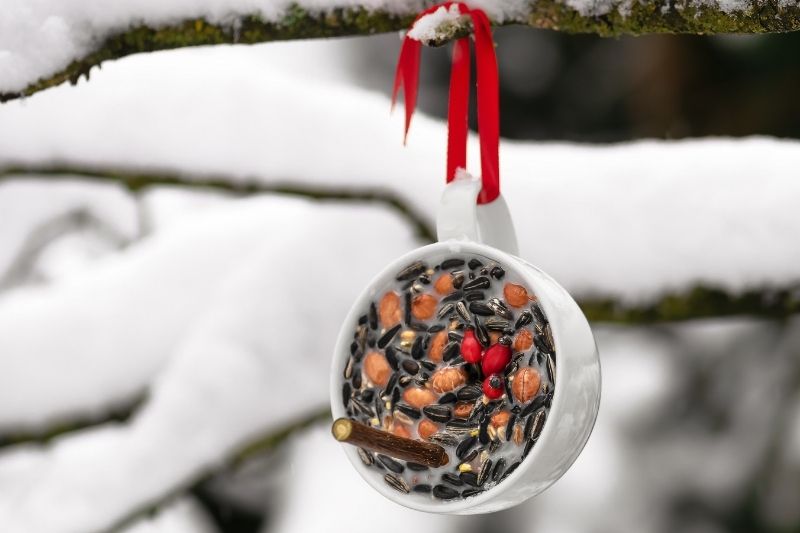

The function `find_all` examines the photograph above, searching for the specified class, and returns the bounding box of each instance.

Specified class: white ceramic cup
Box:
[330,173,601,514]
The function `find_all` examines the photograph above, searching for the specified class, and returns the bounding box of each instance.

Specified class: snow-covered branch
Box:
[0,164,437,243]
[2,0,800,102]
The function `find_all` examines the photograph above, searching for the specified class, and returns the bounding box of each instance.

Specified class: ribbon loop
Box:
[392,2,500,205]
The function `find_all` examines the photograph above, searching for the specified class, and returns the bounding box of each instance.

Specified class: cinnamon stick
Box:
[331,418,449,468]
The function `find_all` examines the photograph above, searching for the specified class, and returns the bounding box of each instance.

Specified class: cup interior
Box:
[330,240,595,514]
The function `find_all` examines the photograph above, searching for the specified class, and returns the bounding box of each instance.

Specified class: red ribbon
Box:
[392,2,500,205]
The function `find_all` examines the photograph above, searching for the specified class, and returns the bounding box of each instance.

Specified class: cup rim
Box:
[330,239,568,513]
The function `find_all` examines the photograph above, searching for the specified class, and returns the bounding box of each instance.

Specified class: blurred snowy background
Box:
[1,26,800,533]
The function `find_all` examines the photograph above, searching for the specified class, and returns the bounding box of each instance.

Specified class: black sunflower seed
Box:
[391,387,400,405]
[384,346,399,370]
[396,262,427,281]
[409,322,428,332]
[443,341,460,362]
[352,371,362,389]
[531,303,547,325]
[429,432,459,446]
[428,324,446,333]
[361,389,375,403]
[527,410,546,441]
[491,458,506,482]
[468,259,483,270]
[477,458,492,486]
[442,472,464,487]
[438,392,457,404]
[423,404,452,423]
[468,402,486,424]
[342,383,351,408]
[505,414,517,441]
[402,359,420,375]
[501,461,520,481]
[535,330,554,355]
[485,317,510,331]
[437,302,455,320]
[384,473,410,493]
[352,398,374,417]
[368,303,378,330]
[469,302,494,316]
[478,417,491,445]
[398,375,413,387]
[442,290,464,303]
[358,314,367,325]
[480,267,490,276]
[523,439,535,458]
[515,310,533,329]
[520,393,548,418]
[358,447,374,466]
[350,341,358,356]
[396,402,421,420]
[433,485,460,500]
[455,301,472,322]
[403,292,412,325]
[456,385,483,401]
[456,436,478,459]
[460,472,480,487]
[452,272,465,289]
[420,360,437,371]
[378,325,402,349]
[378,454,405,474]
[464,291,485,302]
[367,333,376,348]
[383,372,398,397]
[462,488,484,498]
[463,276,490,291]
[461,449,478,463]
[446,418,476,430]
[547,353,556,383]
[406,462,429,471]
[441,258,465,269]
[474,319,490,347]
[412,484,432,493]
[447,331,464,342]
[343,357,354,379]
[490,266,505,279]
[511,404,521,414]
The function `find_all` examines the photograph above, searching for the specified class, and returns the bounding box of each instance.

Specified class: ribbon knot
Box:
[392,2,500,205]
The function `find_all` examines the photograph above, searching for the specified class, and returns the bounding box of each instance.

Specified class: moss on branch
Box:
[2,0,800,102]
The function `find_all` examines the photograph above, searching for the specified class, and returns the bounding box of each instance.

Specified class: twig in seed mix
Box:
[332,418,450,468]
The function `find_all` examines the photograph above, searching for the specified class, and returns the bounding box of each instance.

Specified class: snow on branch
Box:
[2,0,800,102]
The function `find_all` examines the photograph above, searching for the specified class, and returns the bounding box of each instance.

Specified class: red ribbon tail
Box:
[446,37,470,182]
[391,39,422,145]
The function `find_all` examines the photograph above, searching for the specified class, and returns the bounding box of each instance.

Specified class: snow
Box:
[0,0,767,95]
[121,498,217,533]
[1,46,799,303]
[407,4,463,42]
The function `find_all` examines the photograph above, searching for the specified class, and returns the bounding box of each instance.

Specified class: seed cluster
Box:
[341,253,556,501]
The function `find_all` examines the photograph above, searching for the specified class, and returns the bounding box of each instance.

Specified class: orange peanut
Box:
[431,367,467,393]
[453,402,473,419]
[512,367,541,404]
[363,351,392,387]
[433,273,454,295]
[418,419,439,440]
[379,291,402,327]
[402,387,438,409]
[490,410,511,428]
[411,294,437,320]
[428,330,448,362]
[513,329,534,352]
[504,283,530,308]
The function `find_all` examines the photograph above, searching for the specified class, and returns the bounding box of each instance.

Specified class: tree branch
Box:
[2,0,799,103]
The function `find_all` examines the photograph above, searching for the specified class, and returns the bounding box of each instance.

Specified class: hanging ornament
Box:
[331,2,600,514]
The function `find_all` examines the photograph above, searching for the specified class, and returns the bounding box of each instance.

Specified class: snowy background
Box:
[1,24,800,533]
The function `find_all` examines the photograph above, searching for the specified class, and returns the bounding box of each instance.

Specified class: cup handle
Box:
[436,172,519,255]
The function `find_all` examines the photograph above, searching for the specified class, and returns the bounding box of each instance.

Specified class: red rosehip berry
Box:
[460,329,482,364]
[483,374,504,399]
[481,342,512,376]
